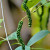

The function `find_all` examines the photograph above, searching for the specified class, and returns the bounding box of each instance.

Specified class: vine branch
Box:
[46,8,50,29]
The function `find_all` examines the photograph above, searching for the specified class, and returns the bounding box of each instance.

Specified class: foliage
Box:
[0,0,50,50]
[15,46,30,50]
[0,31,17,45]
[41,0,50,7]
[27,30,50,46]
[21,0,41,11]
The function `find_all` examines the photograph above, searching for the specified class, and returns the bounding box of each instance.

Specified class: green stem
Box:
[31,48,45,49]
[36,4,44,30]
[46,8,50,29]
[11,42,22,46]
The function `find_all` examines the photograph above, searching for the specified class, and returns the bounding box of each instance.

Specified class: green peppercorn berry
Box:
[24,0,28,3]
[23,0,32,27]
[16,20,25,50]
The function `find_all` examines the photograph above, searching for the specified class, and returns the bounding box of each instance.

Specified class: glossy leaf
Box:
[15,46,30,50]
[27,30,50,46]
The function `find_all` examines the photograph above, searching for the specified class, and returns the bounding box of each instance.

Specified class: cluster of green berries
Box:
[23,0,32,27]
[16,20,25,50]
[16,0,32,50]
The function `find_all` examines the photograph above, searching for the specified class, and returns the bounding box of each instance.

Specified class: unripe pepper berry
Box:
[16,21,25,50]
[23,0,32,27]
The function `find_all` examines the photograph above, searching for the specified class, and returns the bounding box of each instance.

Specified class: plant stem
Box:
[31,48,45,50]
[0,37,5,40]
[36,4,44,30]
[21,2,47,21]
[16,2,48,50]
[11,42,22,46]
[46,8,50,29]
[33,2,47,13]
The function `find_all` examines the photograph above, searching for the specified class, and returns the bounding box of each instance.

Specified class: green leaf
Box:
[41,0,50,7]
[15,46,30,50]
[41,0,47,4]
[0,40,4,45]
[27,30,50,46]
[5,31,17,40]
[0,19,3,24]
[21,0,41,11]
[27,0,41,8]
[0,31,17,45]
